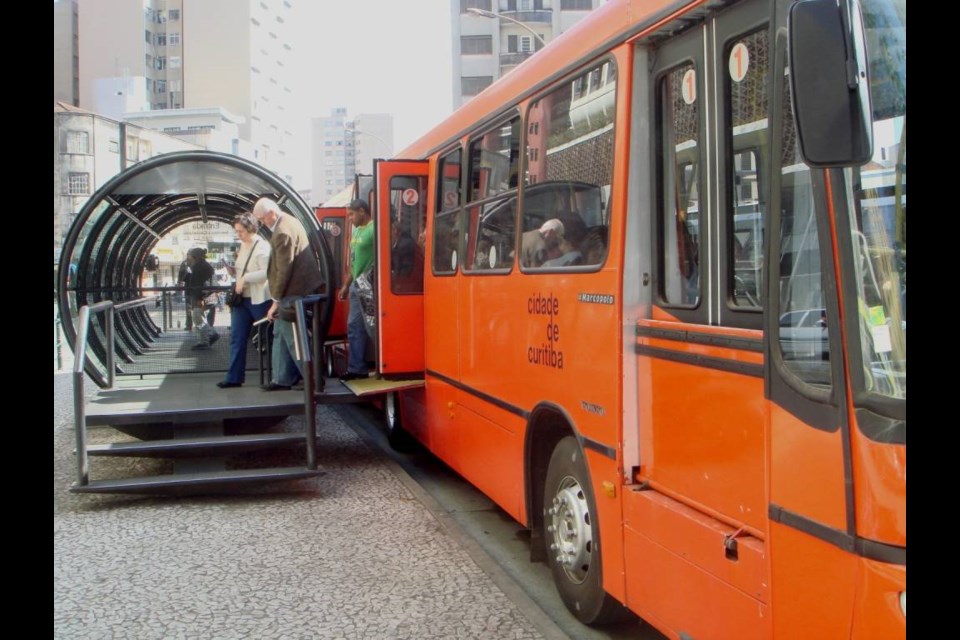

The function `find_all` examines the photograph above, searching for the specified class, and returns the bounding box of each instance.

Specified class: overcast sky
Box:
[290,0,454,186]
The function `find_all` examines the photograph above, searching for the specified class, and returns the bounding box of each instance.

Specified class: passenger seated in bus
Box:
[581,227,608,265]
[521,218,564,267]
[542,237,583,267]
[391,224,416,278]
[474,238,493,269]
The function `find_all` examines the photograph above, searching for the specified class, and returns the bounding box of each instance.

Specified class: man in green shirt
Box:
[338,199,375,380]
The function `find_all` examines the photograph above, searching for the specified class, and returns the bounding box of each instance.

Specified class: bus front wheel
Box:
[543,436,626,625]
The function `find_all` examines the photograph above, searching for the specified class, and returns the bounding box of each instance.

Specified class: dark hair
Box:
[233,212,259,234]
[347,199,370,215]
[188,247,207,260]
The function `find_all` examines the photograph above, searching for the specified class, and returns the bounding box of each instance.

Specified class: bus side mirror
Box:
[788,0,873,166]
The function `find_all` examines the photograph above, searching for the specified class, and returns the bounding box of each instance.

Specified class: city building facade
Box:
[311,108,394,206]
[54,102,200,262]
[54,0,79,106]
[76,0,303,184]
[451,0,601,108]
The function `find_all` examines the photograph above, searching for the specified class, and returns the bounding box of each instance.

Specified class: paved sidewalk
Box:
[54,373,549,640]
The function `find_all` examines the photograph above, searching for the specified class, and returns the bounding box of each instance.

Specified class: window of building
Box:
[108,140,119,153]
[462,76,493,97]
[145,78,154,92]
[170,56,181,69]
[168,32,180,46]
[521,59,616,270]
[460,0,492,12]
[144,30,152,44]
[67,173,90,195]
[561,0,592,10]
[519,35,533,53]
[169,80,182,92]
[169,9,180,20]
[65,131,89,154]
[461,35,493,55]
[146,54,153,68]
[156,56,166,70]
[156,80,166,93]
[154,102,168,109]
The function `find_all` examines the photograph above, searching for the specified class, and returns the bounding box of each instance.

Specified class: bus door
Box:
[314,207,349,342]
[624,0,775,636]
[373,160,428,377]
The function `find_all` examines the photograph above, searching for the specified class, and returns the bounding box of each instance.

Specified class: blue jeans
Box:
[272,316,303,386]
[224,297,271,384]
[347,282,369,374]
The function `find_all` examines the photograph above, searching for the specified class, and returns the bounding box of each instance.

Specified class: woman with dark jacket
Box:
[185,247,220,350]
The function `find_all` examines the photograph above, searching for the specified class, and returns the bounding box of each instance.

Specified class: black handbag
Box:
[228,240,258,308]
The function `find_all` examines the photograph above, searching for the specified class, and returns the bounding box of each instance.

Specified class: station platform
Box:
[53,371,558,640]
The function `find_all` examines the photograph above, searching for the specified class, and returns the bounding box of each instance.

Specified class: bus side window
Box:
[433,148,462,274]
[521,60,616,271]
[660,63,701,305]
[464,117,521,273]
[727,28,769,312]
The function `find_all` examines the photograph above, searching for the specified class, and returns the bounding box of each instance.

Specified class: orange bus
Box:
[347,1,906,637]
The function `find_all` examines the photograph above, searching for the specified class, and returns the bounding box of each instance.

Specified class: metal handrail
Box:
[292,293,329,471]
[72,296,159,487]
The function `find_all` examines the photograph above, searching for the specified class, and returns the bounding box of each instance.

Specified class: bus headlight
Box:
[899,590,906,617]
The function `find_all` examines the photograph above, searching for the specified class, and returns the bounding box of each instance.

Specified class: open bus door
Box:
[373,159,428,378]
[314,207,349,343]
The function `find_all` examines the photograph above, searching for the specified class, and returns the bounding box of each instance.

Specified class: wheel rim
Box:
[385,393,397,432]
[547,474,593,584]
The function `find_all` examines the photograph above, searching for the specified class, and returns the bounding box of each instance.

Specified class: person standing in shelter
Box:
[177,257,193,330]
[185,247,220,350]
[337,199,375,381]
[217,212,272,389]
[252,197,324,391]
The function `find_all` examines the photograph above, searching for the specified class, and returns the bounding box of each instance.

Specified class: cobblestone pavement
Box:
[54,373,547,640]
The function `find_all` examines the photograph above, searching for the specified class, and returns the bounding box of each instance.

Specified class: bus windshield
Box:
[845,0,906,400]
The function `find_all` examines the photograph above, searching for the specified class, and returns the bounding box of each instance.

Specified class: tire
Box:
[383,392,416,452]
[324,345,334,378]
[544,436,626,625]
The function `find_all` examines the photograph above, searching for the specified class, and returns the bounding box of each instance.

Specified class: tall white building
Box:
[77,0,303,185]
[54,0,79,106]
[352,113,394,179]
[311,109,394,207]
[451,0,601,108]
[311,108,352,206]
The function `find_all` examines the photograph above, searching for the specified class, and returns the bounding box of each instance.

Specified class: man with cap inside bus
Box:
[521,218,564,267]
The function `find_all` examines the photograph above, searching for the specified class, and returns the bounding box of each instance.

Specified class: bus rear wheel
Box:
[383,392,415,452]
[544,436,626,625]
